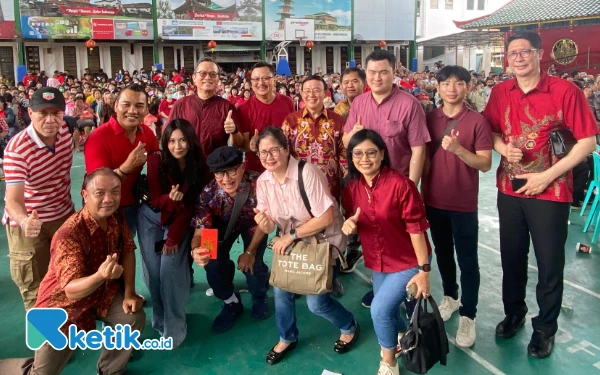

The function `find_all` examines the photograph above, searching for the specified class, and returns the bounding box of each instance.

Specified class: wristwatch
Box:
[289,228,298,240]
[418,264,431,272]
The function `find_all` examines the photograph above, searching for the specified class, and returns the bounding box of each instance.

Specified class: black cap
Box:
[206,146,243,173]
[29,87,66,112]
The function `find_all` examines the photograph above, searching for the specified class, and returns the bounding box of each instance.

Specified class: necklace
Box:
[364,174,381,204]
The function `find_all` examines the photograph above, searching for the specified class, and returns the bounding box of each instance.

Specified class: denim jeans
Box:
[137,203,191,348]
[273,262,356,343]
[425,205,480,319]
[204,227,269,301]
[371,266,419,349]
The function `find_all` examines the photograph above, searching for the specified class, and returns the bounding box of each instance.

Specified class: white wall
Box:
[355,0,415,41]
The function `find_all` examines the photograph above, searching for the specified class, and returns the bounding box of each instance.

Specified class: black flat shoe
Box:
[495,315,525,338]
[528,330,555,359]
[266,340,298,365]
[334,323,360,353]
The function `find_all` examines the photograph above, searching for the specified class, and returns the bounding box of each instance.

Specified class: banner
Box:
[0,0,16,39]
[265,0,351,42]
[157,0,262,41]
[19,0,153,40]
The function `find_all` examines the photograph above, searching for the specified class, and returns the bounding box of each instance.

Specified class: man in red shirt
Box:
[85,84,160,236]
[422,65,493,348]
[233,62,294,173]
[484,31,597,359]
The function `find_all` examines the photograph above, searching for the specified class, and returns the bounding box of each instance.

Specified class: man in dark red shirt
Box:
[422,65,493,349]
[85,84,160,236]
[233,62,294,173]
[484,31,597,359]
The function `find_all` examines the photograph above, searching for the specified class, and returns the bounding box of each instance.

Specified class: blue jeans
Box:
[274,263,356,344]
[371,266,419,349]
[137,203,191,348]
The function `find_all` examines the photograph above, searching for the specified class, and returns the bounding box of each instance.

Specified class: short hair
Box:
[341,68,366,83]
[116,83,148,104]
[507,31,542,50]
[301,75,327,91]
[255,126,288,151]
[83,168,120,189]
[195,57,219,73]
[436,65,471,84]
[346,129,391,181]
[251,62,275,76]
[365,50,396,70]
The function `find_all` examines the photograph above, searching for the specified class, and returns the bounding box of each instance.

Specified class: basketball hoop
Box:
[298,37,307,47]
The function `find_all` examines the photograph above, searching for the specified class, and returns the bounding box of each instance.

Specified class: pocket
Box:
[380,120,402,138]
[9,251,34,287]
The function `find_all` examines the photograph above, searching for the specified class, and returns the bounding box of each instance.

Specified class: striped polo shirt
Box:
[2,123,74,226]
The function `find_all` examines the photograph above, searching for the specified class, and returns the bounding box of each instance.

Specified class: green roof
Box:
[458,0,600,29]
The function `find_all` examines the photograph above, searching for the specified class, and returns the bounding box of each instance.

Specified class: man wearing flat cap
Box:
[3,87,75,310]
[191,146,270,332]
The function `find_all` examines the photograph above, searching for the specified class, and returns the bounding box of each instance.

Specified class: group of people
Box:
[0,30,598,375]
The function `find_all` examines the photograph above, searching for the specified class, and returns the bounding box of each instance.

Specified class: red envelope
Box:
[201,229,218,259]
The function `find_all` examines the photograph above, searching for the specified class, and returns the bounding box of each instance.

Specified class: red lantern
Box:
[208,40,217,52]
[306,41,314,52]
[379,40,387,48]
[85,39,96,52]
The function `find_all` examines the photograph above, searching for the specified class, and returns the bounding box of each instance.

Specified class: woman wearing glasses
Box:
[253,127,359,365]
[341,129,432,375]
[137,119,204,348]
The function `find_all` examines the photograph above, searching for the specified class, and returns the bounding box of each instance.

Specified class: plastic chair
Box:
[581,152,600,216]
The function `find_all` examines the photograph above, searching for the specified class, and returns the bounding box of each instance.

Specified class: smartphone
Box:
[511,178,527,192]
[406,284,418,301]
[154,239,166,253]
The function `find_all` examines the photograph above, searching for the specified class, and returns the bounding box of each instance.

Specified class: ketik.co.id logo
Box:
[26,308,171,351]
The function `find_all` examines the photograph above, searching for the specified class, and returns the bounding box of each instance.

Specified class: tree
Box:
[157,0,175,19]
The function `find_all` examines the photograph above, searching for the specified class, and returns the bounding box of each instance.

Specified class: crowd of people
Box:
[0,30,599,375]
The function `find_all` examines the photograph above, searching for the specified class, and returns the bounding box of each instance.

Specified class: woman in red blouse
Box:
[137,119,204,348]
[237,89,251,108]
[227,87,240,106]
[341,129,432,375]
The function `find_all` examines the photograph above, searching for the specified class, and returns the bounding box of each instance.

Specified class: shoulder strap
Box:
[427,295,449,365]
[223,183,251,243]
[298,160,313,218]
[431,119,460,158]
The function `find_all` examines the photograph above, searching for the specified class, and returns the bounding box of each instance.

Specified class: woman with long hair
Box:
[137,118,205,348]
[341,129,432,375]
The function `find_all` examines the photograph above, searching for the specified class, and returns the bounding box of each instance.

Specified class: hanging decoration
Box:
[85,39,96,52]
[569,20,574,32]
[306,41,314,52]
[379,40,387,48]
[208,40,217,53]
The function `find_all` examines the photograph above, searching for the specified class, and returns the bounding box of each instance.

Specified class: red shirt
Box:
[56,75,65,84]
[227,95,239,106]
[483,72,598,202]
[341,167,431,273]
[84,116,160,207]
[158,98,175,117]
[422,106,493,212]
[238,93,294,172]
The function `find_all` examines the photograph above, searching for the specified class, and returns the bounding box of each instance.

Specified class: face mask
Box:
[225,88,231,93]
[479,89,485,93]
[430,80,437,85]
[59,88,65,93]
[148,91,154,96]
[158,94,164,99]
[167,94,174,100]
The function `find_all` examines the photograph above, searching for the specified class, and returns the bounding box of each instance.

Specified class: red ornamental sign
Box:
[186,11,237,20]
[57,6,122,16]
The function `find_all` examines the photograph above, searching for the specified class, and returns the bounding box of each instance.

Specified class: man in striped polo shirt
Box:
[3,87,75,310]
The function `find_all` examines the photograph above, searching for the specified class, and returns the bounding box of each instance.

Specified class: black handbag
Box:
[400,295,449,374]
[548,128,577,166]
[134,174,159,213]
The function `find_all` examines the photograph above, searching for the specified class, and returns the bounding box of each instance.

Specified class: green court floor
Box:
[1,152,600,375]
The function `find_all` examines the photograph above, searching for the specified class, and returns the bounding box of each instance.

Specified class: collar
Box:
[359,166,389,188]
[268,156,299,184]
[82,206,118,236]
[510,71,549,93]
[370,85,400,106]
[26,122,65,149]
[436,105,470,122]
[109,115,141,136]
[302,106,329,120]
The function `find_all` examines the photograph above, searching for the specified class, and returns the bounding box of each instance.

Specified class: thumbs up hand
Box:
[441,128,461,154]
[506,139,523,164]
[249,129,260,152]
[224,110,237,134]
[342,207,361,235]
[21,210,43,238]
[168,184,184,202]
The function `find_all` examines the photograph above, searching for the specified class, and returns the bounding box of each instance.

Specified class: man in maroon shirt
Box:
[422,65,492,349]
[85,84,160,236]
[484,31,597,359]
[233,62,294,173]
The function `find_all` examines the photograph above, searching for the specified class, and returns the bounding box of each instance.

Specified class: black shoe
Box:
[340,250,364,274]
[332,278,344,298]
[528,330,555,359]
[212,293,243,333]
[266,341,298,365]
[333,323,360,353]
[361,290,374,308]
[495,315,526,338]
[251,296,269,320]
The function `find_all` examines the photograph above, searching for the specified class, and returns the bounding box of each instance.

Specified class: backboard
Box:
[285,18,315,42]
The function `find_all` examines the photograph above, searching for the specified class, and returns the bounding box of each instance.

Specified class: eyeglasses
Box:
[251,77,273,83]
[352,149,380,160]
[301,89,324,95]
[507,49,538,61]
[257,147,284,160]
[214,165,241,179]
[195,71,219,79]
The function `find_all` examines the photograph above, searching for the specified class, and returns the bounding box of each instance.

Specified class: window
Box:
[430,0,438,9]
[445,0,453,9]
[467,0,474,10]
[477,0,485,10]
[417,0,421,16]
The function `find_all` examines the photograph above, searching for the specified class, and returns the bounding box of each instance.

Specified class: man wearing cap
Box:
[191,146,270,332]
[2,87,75,310]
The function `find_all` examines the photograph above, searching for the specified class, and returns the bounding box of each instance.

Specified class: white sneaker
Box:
[377,361,400,375]
[438,296,460,321]
[455,316,476,348]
